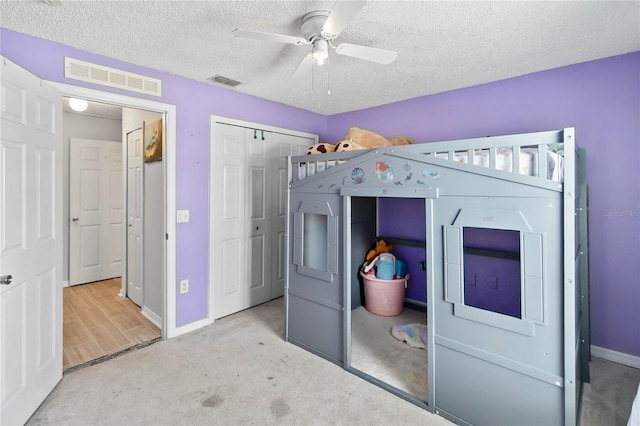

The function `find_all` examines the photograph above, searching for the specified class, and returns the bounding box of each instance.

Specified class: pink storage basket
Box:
[360,271,407,316]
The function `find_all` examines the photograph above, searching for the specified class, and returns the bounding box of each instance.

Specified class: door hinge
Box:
[166,233,169,240]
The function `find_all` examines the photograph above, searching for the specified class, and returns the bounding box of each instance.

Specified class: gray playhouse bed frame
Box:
[285,128,589,426]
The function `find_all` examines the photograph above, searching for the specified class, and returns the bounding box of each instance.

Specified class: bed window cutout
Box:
[444,208,545,336]
[463,227,522,319]
[293,201,338,283]
[303,213,328,271]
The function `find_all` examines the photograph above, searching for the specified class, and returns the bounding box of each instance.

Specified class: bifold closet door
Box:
[212,123,314,319]
[212,124,270,318]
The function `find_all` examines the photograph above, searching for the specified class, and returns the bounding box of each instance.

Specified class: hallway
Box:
[63,278,161,370]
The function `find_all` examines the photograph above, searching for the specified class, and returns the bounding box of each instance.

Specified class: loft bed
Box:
[285,128,590,426]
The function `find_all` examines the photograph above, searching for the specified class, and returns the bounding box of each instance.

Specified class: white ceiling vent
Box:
[64,57,162,97]
[207,75,242,87]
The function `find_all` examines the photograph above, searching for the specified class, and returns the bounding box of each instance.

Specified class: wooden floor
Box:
[63,278,161,370]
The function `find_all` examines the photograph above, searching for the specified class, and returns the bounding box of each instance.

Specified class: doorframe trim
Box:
[208,115,318,323]
[49,81,178,338]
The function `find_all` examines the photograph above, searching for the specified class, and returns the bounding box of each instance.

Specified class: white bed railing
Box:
[290,128,572,185]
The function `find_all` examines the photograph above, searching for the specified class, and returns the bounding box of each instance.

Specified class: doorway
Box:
[63,96,164,368]
[51,82,178,339]
[347,196,429,404]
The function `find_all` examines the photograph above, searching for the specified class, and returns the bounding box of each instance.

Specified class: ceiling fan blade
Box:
[292,54,314,79]
[321,0,367,39]
[232,29,309,45]
[335,43,397,64]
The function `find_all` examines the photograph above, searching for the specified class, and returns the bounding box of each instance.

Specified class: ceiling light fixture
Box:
[312,39,329,65]
[68,98,88,112]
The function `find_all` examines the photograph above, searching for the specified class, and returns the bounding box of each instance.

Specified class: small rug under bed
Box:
[390,323,427,350]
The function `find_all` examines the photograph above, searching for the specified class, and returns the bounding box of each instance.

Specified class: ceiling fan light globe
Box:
[312,39,329,64]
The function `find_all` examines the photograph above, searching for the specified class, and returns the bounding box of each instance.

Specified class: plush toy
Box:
[343,126,392,149]
[334,140,366,152]
[365,239,394,262]
[306,142,336,155]
[388,135,416,146]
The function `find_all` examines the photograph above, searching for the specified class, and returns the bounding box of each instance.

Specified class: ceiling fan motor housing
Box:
[301,10,331,41]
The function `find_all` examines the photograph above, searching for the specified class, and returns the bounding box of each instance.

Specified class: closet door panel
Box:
[246,128,270,305]
[213,124,246,318]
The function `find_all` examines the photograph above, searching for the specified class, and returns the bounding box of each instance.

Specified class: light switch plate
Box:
[177,209,190,223]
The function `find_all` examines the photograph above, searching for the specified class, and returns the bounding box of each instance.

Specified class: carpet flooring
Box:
[27,297,640,425]
[28,298,450,426]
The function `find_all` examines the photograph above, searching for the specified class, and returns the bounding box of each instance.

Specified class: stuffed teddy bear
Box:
[365,239,394,262]
[388,135,416,146]
[343,126,392,148]
[306,142,336,155]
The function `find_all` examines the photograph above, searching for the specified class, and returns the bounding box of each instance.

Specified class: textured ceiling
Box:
[2,1,639,115]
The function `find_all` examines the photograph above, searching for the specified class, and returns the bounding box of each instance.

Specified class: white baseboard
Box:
[591,345,640,369]
[63,280,69,288]
[141,307,162,329]
[168,317,211,338]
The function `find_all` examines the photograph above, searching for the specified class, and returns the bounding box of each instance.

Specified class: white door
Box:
[269,134,313,298]
[0,57,63,425]
[212,123,246,318]
[126,128,143,306]
[69,138,123,285]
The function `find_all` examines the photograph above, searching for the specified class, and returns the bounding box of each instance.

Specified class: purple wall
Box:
[1,29,326,327]
[329,52,640,357]
[377,198,427,301]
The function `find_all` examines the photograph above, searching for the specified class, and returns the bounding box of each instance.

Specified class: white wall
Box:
[63,111,123,283]
[123,108,164,322]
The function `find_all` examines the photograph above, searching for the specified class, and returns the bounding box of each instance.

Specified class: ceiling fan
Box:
[232,1,397,78]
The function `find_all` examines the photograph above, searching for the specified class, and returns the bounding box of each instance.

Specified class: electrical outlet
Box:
[177,209,190,223]
[180,279,189,294]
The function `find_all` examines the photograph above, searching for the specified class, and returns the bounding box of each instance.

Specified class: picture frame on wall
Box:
[144,119,163,163]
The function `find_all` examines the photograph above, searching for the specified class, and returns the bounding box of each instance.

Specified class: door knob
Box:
[72,217,79,222]
[0,275,12,285]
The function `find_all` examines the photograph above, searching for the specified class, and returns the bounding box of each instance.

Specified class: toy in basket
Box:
[361,250,409,317]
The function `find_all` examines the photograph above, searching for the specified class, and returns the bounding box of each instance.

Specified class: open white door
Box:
[69,138,123,286]
[126,128,143,306]
[0,57,63,425]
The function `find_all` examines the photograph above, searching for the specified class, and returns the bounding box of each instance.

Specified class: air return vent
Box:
[64,57,162,97]
[207,75,242,87]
